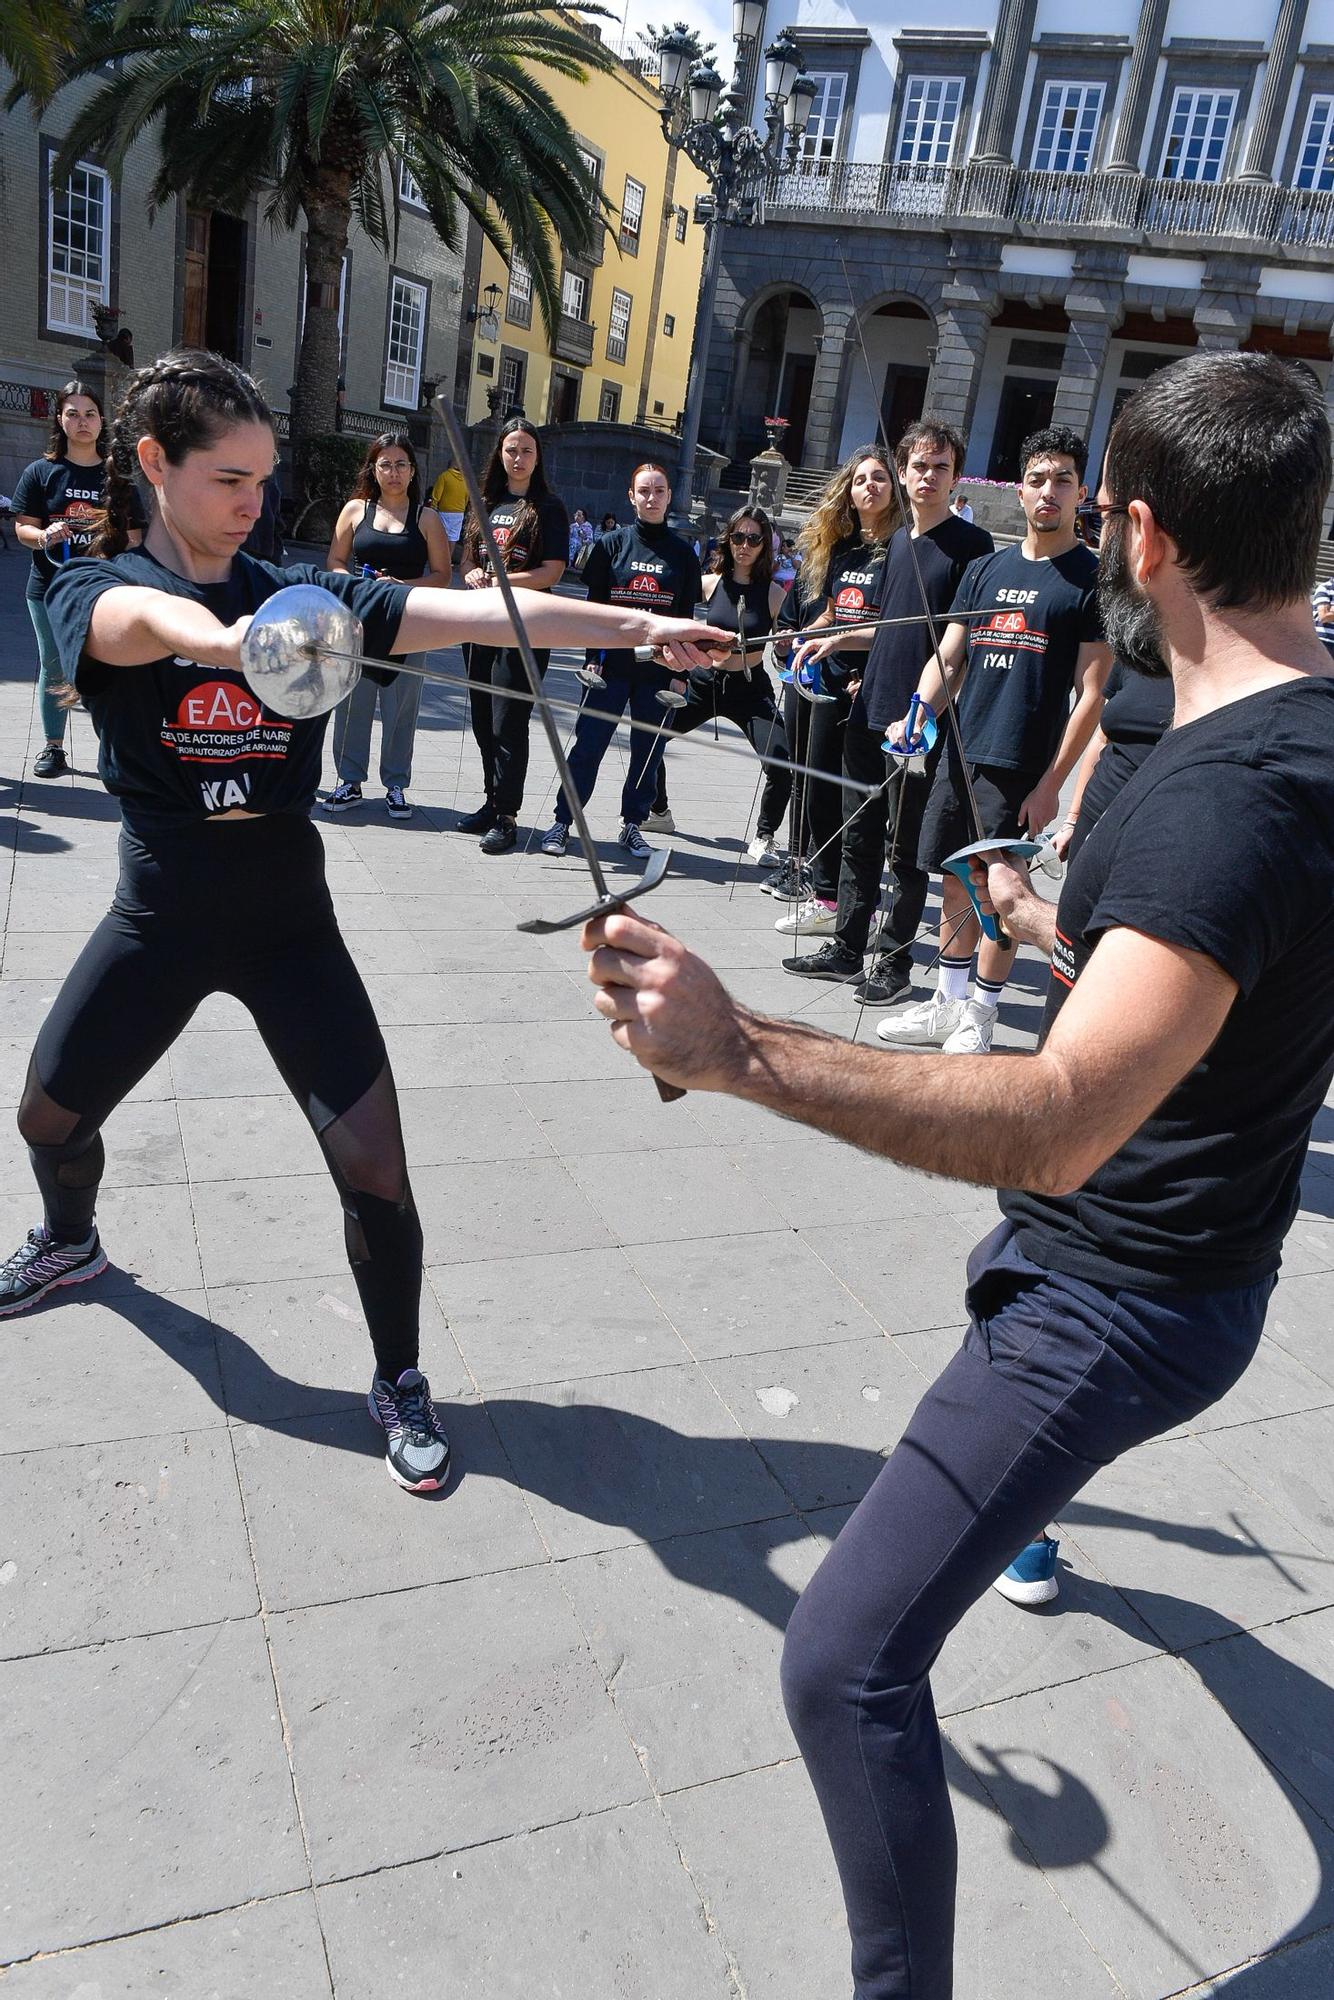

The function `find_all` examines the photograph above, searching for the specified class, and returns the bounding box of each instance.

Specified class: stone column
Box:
[973,0,1040,162]
[926,250,1000,441]
[800,310,852,471]
[1238,0,1310,181]
[1106,0,1171,172]
[1052,308,1117,442]
[722,325,755,462]
[1194,257,1259,350]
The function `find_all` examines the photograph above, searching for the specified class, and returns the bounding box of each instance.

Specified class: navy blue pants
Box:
[555,669,669,829]
[780,1221,1272,1999]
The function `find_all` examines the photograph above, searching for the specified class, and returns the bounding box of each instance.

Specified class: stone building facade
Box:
[704,0,1334,510]
[0,70,466,492]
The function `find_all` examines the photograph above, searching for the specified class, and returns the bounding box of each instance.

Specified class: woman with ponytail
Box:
[3,348,724,1496]
[11,382,144,777]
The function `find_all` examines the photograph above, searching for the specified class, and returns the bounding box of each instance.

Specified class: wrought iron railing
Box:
[0,380,55,418]
[763,159,1334,250]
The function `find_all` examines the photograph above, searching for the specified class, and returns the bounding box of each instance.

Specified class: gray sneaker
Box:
[540,821,570,856]
[0,1224,107,1316]
[368,1367,451,1493]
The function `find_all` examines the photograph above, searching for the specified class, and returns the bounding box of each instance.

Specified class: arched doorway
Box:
[837,299,934,459]
[730,287,823,466]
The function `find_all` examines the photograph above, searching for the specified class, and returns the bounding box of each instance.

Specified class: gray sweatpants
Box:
[331,659,424,789]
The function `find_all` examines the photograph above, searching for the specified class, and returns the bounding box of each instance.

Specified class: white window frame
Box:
[506,252,532,327]
[1031,80,1104,174]
[561,268,587,321]
[1295,93,1334,190]
[499,352,523,407]
[399,160,425,208]
[47,160,111,336]
[797,70,848,166]
[607,287,632,364]
[1159,86,1236,183]
[674,205,687,241]
[599,381,621,423]
[896,76,964,169]
[620,175,645,252]
[384,275,427,410]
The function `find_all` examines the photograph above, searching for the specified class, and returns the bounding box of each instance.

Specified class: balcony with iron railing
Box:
[763,159,1334,255]
[552,312,596,367]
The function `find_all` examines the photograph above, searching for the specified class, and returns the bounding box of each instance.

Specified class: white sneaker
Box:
[774,897,838,936]
[943,999,998,1054]
[641,808,675,834]
[875,993,965,1047]
[748,834,784,867]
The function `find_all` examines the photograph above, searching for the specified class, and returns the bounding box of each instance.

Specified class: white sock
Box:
[974,973,1006,1011]
[938,956,971,1003]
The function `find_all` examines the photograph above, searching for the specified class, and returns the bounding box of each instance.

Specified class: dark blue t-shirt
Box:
[949,542,1104,773]
[1003,676,1334,1292]
[11,455,145,598]
[45,548,406,836]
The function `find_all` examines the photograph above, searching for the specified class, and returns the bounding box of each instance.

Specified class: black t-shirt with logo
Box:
[45,548,406,836]
[1002,677,1334,1292]
[581,519,702,678]
[11,455,145,599]
[478,490,569,576]
[948,542,1104,774]
[855,515,994,732]
[819,535,887,677]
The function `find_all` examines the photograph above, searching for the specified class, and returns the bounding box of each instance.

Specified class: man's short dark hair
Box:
[1106,351,1330,610]
[1018,425,1088,482]
[897,416,967,478]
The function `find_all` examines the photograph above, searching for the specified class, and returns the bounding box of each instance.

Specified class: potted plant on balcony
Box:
[763,414,791,453]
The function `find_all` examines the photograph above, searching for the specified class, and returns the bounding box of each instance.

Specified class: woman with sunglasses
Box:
[321,430,452,820]
[540,461,703,859]
[646,505,793,862]
[457,419,570,853]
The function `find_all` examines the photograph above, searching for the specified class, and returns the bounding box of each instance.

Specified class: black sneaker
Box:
[855,955,913,1006]
[0,1224,108,1316]
[33,744,67,779]
[321,781,363,815]
[782,941,863,981]
[762,859,811,900]
[479,815,517,854]
[458,801,497,834]
[368,1367,451,1493]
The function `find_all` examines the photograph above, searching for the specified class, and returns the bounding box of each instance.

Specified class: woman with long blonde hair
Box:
[774,445,900,937]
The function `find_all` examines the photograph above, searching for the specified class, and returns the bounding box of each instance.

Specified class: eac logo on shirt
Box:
[176,682,264,730]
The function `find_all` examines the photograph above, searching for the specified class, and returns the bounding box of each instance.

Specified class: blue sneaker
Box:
[993,1534,1059,1607]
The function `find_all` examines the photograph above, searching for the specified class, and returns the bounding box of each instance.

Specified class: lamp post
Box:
[656,10,816,517]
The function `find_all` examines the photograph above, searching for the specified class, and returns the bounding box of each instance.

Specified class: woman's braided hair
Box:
[96,348,273,556]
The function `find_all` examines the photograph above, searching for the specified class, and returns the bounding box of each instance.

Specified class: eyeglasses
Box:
[729,531,765,547]
[1085,503,1131,526]
[376,460,411,473]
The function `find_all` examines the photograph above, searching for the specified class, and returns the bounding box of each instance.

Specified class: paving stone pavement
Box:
[0,553,1332,1999]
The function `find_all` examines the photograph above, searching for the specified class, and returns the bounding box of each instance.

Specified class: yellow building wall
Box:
[464,31,706,430]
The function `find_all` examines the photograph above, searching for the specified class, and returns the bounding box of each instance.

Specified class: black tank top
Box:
[351,499,429,581]
[705,574,770,640]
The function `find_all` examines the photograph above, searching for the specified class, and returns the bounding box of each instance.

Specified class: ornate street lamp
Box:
[655,17,815,515]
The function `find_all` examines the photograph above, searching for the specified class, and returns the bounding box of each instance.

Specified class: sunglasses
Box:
[729,531,765,546]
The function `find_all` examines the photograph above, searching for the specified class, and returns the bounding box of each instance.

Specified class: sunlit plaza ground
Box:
[1,550,1333,1998]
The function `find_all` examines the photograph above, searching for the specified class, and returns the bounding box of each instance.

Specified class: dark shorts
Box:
[916,759,1041,873]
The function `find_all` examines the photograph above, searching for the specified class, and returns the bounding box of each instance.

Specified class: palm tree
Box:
[37,0,615,448]
[0,0,76,102]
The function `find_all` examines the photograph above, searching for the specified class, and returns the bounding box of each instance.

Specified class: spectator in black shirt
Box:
[784,417,992,1001]
[879,426,1110,1054]
[456,420,570,853]
[583,347,1334,2000]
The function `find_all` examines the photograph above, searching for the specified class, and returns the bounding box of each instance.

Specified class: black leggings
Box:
[23,815,421,1380]
[784,679,851,900]
[835,723,938,959]
[780,1222,1270,1998]
[466,642,550,817]
[652,670,793,839]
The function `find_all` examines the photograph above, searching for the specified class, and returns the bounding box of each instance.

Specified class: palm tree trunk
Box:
[293,176,352,447]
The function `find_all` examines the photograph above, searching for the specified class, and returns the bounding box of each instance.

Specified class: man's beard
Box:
[1097,520,1171,678]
